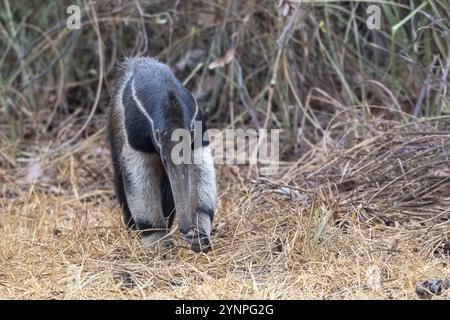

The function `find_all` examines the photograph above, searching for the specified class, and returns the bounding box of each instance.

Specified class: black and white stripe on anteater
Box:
[108,57,217,253]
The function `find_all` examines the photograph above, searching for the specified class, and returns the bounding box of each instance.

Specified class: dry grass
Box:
[1,0,449,300]
[0,113,449,300]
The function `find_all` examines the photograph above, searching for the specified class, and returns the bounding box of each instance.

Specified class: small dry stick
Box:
[276,1,303,49]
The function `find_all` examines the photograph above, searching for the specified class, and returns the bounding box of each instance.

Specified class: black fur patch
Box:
[134,220,157,238]
[123,77,157,154]
[196,204,214,221]
[161,174,175,227]
[133,70,198,131]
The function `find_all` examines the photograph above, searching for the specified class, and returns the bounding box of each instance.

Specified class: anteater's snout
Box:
[179,225,191,236]
[181,228,211,253]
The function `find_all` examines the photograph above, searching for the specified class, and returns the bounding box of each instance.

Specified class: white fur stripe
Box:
[130,77,161,149]
[190,95,199,129]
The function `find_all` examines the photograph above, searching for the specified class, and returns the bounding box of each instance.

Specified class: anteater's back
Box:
[108,57,176,227]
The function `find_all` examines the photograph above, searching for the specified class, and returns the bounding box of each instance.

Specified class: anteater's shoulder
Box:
[119,57,173,80]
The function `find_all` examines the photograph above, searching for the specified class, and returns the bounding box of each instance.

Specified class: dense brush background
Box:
[0,0,449,299]
[2,0,449,148]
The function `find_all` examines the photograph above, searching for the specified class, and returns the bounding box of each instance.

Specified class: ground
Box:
[0,118,449,299]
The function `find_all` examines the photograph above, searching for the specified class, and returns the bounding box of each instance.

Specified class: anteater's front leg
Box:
[184,145,217,252]
[121,144,169,248]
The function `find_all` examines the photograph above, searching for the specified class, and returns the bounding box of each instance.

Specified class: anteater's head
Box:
[148,86,213,253]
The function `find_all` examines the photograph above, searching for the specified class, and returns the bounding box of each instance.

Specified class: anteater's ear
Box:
[154,129,161,145]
